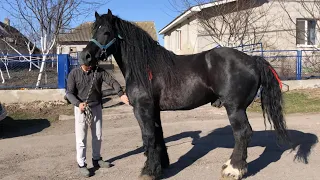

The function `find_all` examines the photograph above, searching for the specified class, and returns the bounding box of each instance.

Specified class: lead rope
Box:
[83,64,99,126]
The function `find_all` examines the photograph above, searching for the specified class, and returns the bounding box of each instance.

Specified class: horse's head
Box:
[81,9,120,66]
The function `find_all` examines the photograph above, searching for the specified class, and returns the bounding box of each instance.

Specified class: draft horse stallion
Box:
[81,10,290,180]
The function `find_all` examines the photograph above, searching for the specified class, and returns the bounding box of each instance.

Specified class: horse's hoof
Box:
[220,159,247,180]
[138,175,155,180]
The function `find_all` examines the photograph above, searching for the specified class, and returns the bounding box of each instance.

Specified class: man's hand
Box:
[79,102,87,112]
[120,95,130,105]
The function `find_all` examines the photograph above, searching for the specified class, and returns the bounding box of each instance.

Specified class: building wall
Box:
[163,16,199,55]
[162,1,320,54]
[195,0,295,52]
[57,44,86,57]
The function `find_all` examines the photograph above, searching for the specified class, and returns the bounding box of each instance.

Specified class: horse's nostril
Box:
[85,52,91,60]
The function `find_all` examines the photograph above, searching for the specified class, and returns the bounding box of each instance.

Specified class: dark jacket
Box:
[66,66,124,107]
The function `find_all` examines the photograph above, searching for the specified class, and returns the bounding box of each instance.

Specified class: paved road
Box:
[0,97,319,180]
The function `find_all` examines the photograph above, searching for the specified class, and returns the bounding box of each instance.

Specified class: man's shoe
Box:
[92,157,111,168]
[78,164,90,177]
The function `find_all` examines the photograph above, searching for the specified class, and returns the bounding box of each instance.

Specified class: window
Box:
[176,29,181,50]
[296,19,317,46]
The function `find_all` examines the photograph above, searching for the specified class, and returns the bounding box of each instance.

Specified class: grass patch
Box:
[248,89,320,114]
[8,111,59,122]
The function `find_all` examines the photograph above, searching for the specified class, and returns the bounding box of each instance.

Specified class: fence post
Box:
[260,43,264,57]
[296,50,302,80]
[57,54,69,89]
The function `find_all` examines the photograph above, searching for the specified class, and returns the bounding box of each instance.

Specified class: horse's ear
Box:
[95,11,100,19]
[107,9,113,17]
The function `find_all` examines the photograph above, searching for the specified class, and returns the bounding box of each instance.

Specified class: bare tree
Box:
[169,0,276,48]
[1,0,108,88]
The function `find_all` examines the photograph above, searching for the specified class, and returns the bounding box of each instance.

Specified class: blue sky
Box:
[0,0,185,46]
[77,0,184,46]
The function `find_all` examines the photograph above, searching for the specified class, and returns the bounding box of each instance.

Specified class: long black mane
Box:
[109,15,177,94]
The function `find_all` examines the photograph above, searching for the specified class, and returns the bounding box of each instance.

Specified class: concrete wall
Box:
[282,79,320,90]
[0,89,66,104]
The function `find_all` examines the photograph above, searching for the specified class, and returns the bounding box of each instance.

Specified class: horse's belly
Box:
[158,87,215,111]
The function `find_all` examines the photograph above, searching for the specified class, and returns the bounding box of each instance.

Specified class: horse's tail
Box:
[255,56,291,145]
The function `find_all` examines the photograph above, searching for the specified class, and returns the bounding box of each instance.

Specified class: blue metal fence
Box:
[245,49,320,80]
[214,43,320,80]
[1,46,320,90]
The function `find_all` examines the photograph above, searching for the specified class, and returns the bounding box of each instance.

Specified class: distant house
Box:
[159,0,320,55]
[57,21,158,67]
[0,18,40,55]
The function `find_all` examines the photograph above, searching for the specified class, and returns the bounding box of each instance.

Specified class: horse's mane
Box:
[110,15,177,94]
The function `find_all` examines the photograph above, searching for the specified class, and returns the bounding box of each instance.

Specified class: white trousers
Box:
[75,105,102,167]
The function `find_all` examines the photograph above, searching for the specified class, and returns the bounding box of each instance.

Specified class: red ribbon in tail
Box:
[268,66,282,89]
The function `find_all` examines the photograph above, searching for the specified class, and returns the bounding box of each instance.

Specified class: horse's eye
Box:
[98,26,102,29]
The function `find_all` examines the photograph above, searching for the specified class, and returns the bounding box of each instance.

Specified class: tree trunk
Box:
[36,54,47,88]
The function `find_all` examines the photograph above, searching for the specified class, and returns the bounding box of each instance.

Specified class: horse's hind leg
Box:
[221,105,252,180]
[133,102,167,180]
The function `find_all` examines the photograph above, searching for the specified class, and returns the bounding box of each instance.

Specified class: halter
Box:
[89,34,153,81]
[89,34,123,55]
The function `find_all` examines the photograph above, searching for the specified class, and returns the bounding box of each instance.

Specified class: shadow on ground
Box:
[0,116,50,139]
[102,97,124,109]
[108,126,318,179]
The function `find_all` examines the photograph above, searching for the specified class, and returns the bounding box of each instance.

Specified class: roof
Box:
[135,21,158,41]
[58,21,158,43]
[159,0,237,35]
[0,21,40,54]
[0,21,17,37]
[0,24,10,37]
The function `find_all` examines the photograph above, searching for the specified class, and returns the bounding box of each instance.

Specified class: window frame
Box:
[296,18,317,47]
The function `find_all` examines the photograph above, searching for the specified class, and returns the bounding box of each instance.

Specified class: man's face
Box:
[81,64,92,72]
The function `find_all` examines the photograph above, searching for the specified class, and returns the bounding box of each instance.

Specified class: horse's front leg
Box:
[133,101,165,180]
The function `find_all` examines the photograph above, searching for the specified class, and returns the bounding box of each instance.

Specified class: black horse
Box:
[81,10,290,180]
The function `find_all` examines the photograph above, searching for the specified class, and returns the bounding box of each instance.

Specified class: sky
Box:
[0,0,186,46]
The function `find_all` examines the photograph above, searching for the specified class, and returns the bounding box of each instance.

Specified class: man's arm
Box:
[66,71,82,107]
[102,70,124,97]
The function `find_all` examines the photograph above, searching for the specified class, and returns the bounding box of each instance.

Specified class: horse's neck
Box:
[114,40,177,80]
[113,50,128,79]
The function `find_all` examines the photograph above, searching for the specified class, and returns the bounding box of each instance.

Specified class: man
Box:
[66,57,129,177]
